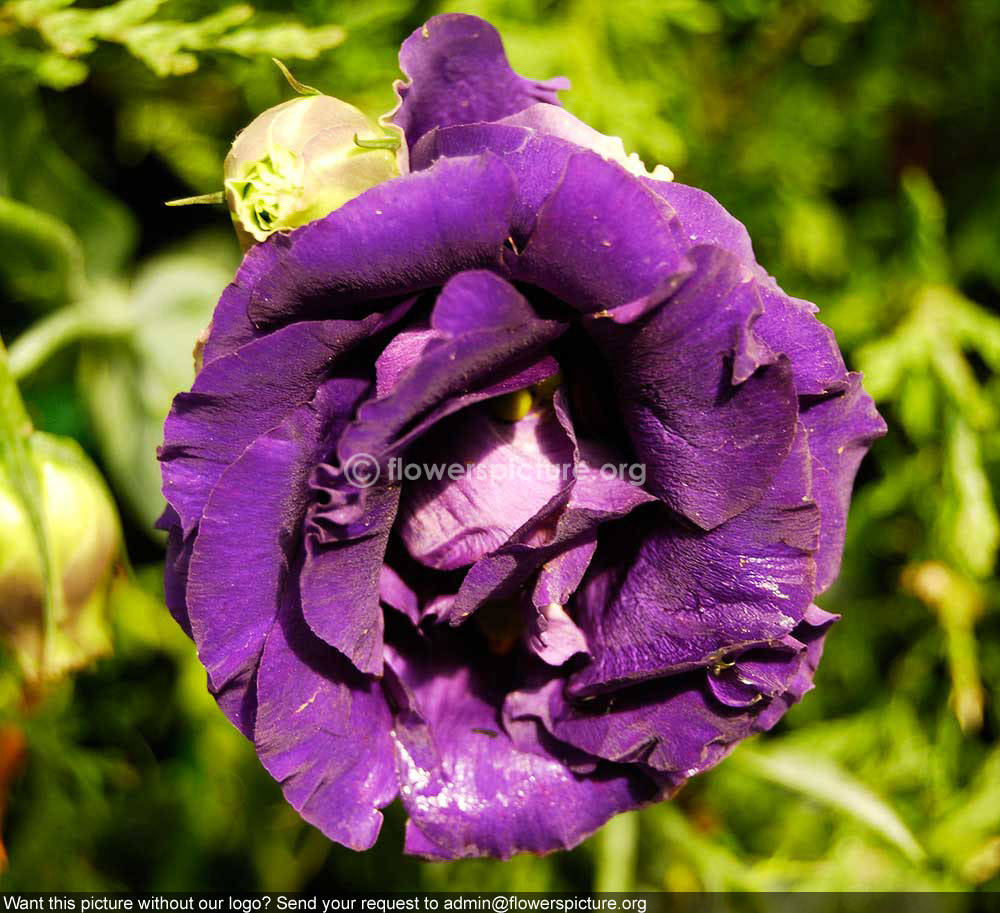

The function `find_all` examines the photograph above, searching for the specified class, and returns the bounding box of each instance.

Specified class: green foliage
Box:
[0,0,998,896]
[1,0,345,87]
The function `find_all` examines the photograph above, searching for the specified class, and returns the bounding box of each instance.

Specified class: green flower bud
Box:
[224,92,403,246]
[0,433,120,684]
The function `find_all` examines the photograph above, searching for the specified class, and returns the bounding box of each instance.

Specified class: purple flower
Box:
[158,14,886,859]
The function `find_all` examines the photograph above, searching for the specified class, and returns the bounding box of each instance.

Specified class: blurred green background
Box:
[0,0,998,895]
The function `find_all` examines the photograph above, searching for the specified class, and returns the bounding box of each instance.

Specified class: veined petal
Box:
[569,423,818,696]
[588,245,799,531]
[255,577,397,850]
[801,375,886,592]
[384,637,656,860]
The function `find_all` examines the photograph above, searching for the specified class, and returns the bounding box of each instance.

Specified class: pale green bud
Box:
[0,434,120,684]
[224,93,403,246]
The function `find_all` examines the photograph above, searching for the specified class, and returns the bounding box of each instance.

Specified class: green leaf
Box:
[7,302,134,382]
[593,811,638,892]
[0,196,87,307]
[0,42,89,88]
[941,417,999,578]
[736,744,926,862]
[0,84,136,279]
[77,237,236,534]
[213,23,346,60]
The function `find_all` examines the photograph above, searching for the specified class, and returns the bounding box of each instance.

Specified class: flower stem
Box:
[7,304,134,382]
[594,810,639,891]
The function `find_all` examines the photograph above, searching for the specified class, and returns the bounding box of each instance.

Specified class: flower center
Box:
[474,599,527,655]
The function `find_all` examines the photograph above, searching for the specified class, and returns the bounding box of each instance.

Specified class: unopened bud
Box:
[224,90,402,246]
[0,434,120,683]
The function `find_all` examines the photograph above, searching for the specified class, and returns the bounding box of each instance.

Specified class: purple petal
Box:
[247,154,517,328]
[201,241,282,363]
[749,604,838,731]
[589,245,799,531]
[385,639,656,860]
[531,538,597,609]
[185,383,339,734]
[569,422,819,696]
[754,284,849,396]
[706,639,805,708]
[338,271,565,469]
[160,311,398,537]
[412,122,584,242]
[158,505,193,638]
[379,564,422,626]
[640,179,850,397]
[399,406,575,571]
[526,601,590,666]
[445,422,657,625]
[511,608,835,777]
[801,374,886,592]
[512,151,688,313]
[254,579,397,850]
[300,485,400,676]
[507,675,749,776]
[392,15,568,151]
[642,177,757,266]
[374,323,436,397]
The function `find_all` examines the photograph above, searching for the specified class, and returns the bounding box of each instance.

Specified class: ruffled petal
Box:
[200,241,282,363]
[379,564,422,626]
[706,638,806,708]
[507,674,746,776]
[509,608,833,778]
[299,482,400,677]
[443,398,656,625]
[185,381,343,734]
[384,637,656,860]
[338,271,565,471]
[754,285,849,396]
[569,422,818,696]
[411,107,672,243]
[412,122,583,242]
[801,375,886,592]
[525,600,590,666]
[531,538,597,609]
[392,14,568,151]
[752,604,837,731]
[160,310,401,537]
[589,245,799,531]
[641,177,757,266]
[640,179,850,397]
[247,154,518,328]
[254,579,397,850]
[157,505,193,638]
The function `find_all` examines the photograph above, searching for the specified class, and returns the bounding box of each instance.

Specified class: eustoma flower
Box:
[159,14,886,859]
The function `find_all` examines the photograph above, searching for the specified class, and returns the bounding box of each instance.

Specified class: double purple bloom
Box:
[159,15,886,859]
